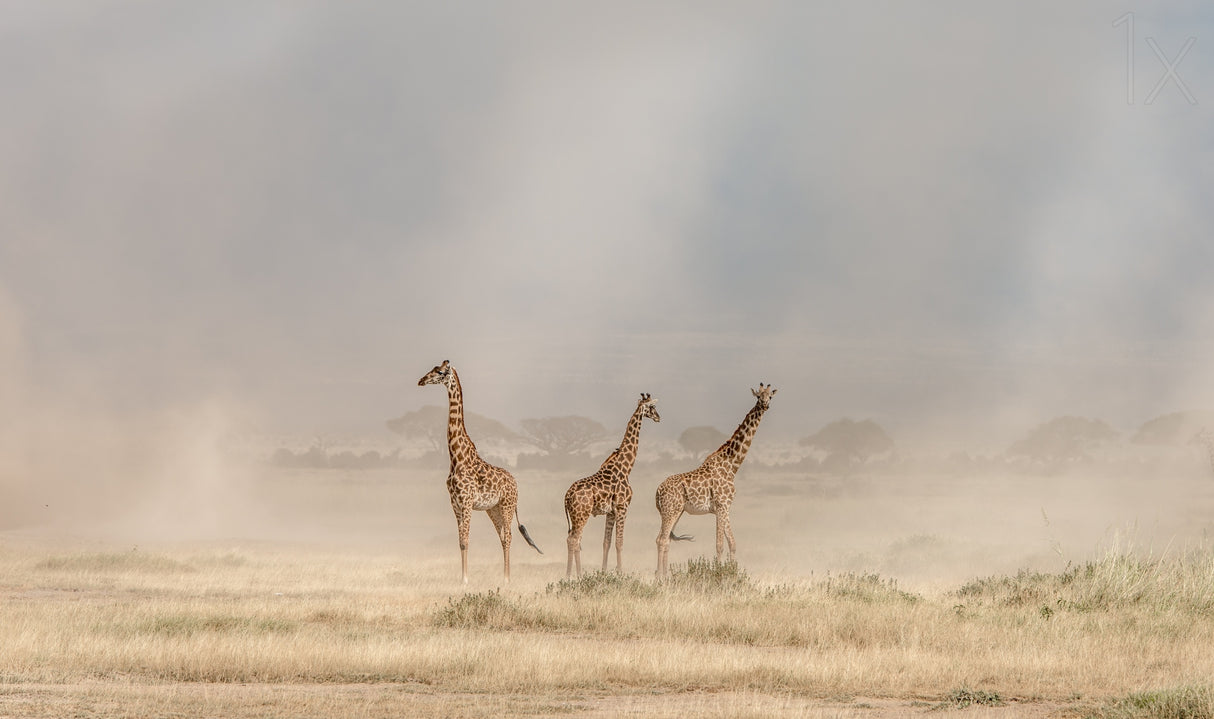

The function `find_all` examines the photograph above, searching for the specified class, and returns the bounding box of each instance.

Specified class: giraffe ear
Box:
[752,387,760,398]
[771,388,777,395]
[441,360,449,367]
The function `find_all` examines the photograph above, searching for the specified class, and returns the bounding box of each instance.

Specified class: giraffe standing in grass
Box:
[564,393,660,577]
[655,383,777,577]
[418,360,541,584]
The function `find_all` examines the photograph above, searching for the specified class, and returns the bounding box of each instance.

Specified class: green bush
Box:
[434,590,519,629]
[939,687,1003,709]
[665,558,756,594]
[821,572,921,604]
[1092,686,1214,719]
[546,570,659,599]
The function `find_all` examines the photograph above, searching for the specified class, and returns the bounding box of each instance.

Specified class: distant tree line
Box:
[270,446,401,470]
[266,407,1214,477]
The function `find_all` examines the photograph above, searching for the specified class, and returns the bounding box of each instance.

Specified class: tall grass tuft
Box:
[546,570,659,599]
[434,590,540,630]
[820,572,921,605]
[1091,686,1214,719]
[664,558,756,595]
[957,548,1214,615]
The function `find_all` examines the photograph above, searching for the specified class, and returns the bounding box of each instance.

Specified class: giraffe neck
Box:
[714,401,766,476]
[599,405,646,480]
[444,369,478,469]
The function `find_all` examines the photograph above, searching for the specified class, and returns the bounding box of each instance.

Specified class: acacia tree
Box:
[518,416,609,456]
[1131,411,1214,446]
[678,425,727,460]
[801,418,894,471]
[1007,416,1117,462]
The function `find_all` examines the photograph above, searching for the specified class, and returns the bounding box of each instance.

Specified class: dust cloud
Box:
[2,3,1214,585]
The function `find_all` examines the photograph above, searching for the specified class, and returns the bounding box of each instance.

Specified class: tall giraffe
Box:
[563,393,660,577]
[418,360,541,583]
[655,382,777,577]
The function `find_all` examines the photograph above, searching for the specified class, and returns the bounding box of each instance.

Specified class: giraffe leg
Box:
[567,510,587,578]
[566,528,575,578]
[601,513,615,572]
[656,509,680,578]
[719,508,736,562]
[714,512,726,562]
[487,505,512,584]
[454,508,472,585]
[613,507,627,572]
[655,483,686,578]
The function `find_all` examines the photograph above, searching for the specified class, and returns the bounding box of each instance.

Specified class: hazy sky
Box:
[3,2,1214,449]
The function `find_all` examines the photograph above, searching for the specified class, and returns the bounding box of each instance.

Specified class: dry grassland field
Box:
[3,457,1214,719]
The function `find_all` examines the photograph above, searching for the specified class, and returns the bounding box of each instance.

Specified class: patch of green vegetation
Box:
[35,552,193,574]
[821,572,922,604]
[957,551,1214,615]
[664,558,757,594]
[434,589,538,630]
[936,687,1003,710]
[1089,686,1214,719]
[546,570,660,599]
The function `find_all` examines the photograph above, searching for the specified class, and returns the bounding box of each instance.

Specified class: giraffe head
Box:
[417,360,454,388]
[751,382,778,410]
[638,392,660,423]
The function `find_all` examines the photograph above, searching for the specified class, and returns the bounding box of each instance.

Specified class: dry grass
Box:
[1,463,1211,717]
[1,536,1213,717]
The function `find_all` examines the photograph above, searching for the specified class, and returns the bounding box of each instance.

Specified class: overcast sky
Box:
[3,2,1213,450]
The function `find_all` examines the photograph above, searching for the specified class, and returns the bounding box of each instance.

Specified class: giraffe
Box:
[654,382,777,577]
[563,393,661,577]
[418,360,541,584]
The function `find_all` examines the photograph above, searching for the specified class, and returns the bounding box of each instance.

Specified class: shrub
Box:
[939,687,1003,709]
[546,570,659,599]
[821,572,921,604]
[665,558,756,595]
[434,590,529,630]
[1093,686,1214,719]
[957,549,1214,615]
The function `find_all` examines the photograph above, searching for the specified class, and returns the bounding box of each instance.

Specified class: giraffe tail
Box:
[516,511,543,555]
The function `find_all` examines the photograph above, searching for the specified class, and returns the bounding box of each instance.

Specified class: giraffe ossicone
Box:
[563,392,660,577]
[654,382,777,578]
[418,360,542,584]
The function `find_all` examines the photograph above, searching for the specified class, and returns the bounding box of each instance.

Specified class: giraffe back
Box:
[567,463,634,517]
[448,450,518,511]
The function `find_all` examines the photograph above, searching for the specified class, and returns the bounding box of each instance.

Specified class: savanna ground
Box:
[2,461,1214,718]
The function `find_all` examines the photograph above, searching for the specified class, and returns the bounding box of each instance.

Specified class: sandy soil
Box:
[0,683,1080,719]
